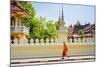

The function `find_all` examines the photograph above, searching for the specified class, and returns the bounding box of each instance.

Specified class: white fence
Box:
[11,37,95,46]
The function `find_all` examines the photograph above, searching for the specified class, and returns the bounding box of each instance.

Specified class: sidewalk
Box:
[11,55,95,66]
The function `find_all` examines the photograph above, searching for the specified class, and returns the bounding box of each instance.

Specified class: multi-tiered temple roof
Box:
[68,20,95,38]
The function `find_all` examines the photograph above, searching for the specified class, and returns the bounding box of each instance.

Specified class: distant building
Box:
[68,20,95,39]
[56,5,95,43]
[56,6,68,43]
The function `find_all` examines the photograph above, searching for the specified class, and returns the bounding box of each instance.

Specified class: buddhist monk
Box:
[62,42,68,59]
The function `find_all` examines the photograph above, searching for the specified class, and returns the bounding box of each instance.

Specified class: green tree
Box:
[32,17,57,39]
[55,20,61,30]
[18,1,36,38]
[79,30,84,42]
[19,1,57,39]
[46,20,57,39]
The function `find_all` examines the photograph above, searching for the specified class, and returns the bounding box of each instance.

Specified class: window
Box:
[11,16,15,26]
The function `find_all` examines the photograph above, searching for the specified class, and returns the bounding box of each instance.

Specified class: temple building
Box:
[56,6,68,43]
[10,0,29,42]
[55,5,95,43]
[67,20,95,41]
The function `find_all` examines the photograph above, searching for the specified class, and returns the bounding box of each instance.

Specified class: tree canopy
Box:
[18,1,57,39]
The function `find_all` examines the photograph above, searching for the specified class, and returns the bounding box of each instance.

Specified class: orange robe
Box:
[62,43,68,59]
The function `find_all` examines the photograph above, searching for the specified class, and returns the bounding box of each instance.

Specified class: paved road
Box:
[11,55,95,67]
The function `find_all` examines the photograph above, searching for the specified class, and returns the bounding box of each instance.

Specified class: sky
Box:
[32,2,95,26]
